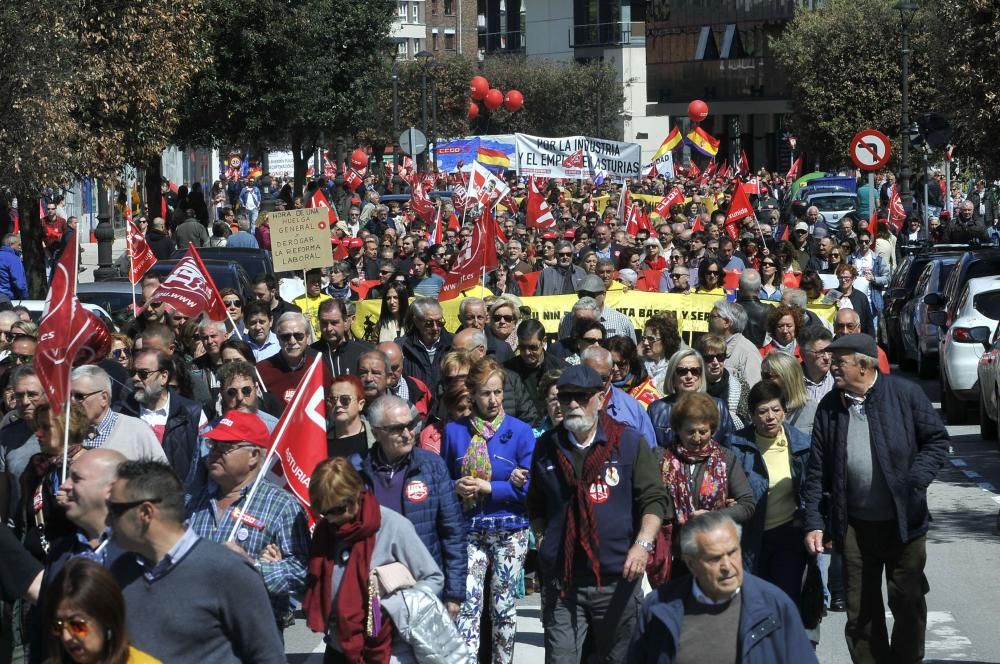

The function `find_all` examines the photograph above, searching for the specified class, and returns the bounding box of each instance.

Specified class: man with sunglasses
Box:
[527,365,669,664]
[581,346,657,450]
[537,240,588,296]
[358,395,467,618]
[396,297,453,390]
[556,275,637,343]
[504,319,567,417]
[376,342,432,419]
[257,312,332,412]
[119,349,207,486]
[186,412,310,636]
[111,460,285,662]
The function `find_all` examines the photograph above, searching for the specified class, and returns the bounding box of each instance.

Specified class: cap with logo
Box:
[203,411,270,448]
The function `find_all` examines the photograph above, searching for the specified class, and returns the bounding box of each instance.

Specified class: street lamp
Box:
[896,1,918,216]
[389,38,406,193]
[416,50,433,170]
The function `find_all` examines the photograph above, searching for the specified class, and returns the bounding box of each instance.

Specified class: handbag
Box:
[646,522,674,588]
[397,585,471,664]
[374,562,417,596]
[799,555,825,630]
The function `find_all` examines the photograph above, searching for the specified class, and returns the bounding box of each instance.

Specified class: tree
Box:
[175,0,396,195]
[934,1,1000,174]
[771,0,937,169]
[0,0,205,293]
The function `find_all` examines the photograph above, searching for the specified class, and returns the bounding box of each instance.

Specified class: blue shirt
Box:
[605,386,658,449]
[227,231,259,249]
[138,527,200,581]
[249,332,280,362]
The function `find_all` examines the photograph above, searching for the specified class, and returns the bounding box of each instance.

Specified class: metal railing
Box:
[569,21,645,48]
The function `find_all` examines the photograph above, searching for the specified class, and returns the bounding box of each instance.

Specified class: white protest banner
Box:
[269,208,331,272]
[515,134,642,183]
[653,150,675,177]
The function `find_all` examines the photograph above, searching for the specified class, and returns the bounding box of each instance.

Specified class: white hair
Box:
[71,365,112,394]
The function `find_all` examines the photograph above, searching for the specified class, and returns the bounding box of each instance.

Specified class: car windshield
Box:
[811,196,857,212]
[77,290,138,315]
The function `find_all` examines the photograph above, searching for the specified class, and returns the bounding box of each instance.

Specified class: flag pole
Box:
[226,355,322,542]
[61,225,83,482]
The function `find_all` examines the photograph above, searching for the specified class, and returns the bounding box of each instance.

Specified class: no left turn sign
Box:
[850,129,892,171]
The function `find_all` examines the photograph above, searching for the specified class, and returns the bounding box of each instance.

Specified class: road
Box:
[79,245,1000,662]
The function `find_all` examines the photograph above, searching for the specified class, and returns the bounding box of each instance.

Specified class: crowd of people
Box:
[0,162,961,664]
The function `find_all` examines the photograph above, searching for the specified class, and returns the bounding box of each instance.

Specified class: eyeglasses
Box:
[323,501,355,518]
[676,367,702,377]
[330,394,355,407]
[557,390,599,404]
[223,299,242,307]
[111,348,131,360]
[557,252,573,258]
[579,336,603,346]
[71,390,103,402]
[279,332,306,342]
[493,314,515,323]
[205,442,256,456]
[705,270,721,276]
[106,497,162,518]
[51,617,90,639]
[420,319,444,328]
[835,322,860,330]
[129,368,162,380]
[225,386,254,398]
[375,418,421,434]
[669,273,687,279]
[702,353,727,363]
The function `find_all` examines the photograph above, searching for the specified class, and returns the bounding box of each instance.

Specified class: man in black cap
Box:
[803,333,948,664]
[527,365,670,664]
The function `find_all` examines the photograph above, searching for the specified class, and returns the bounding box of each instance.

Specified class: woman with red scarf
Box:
[303,458,444,664]
[658,392,755,576]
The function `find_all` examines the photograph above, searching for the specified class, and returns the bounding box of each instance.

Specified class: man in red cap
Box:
[185,411,310,635]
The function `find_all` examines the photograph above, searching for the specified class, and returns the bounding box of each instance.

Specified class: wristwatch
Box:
[634,538,654,554]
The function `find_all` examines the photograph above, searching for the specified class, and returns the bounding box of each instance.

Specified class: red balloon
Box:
[350,148,368,171]
[470,76,490,101]
[72,320,112,367]
[503,90,524,112]
[468,101,480,120]
[484,88,504,111]
[688,99,709,123]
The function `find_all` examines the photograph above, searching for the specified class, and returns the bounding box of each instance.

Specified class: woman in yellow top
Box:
[724,380,813,606]
[694,258,727,295]
[44,558,160,663]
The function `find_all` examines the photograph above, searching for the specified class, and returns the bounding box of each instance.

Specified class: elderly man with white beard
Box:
[526,365,671,664]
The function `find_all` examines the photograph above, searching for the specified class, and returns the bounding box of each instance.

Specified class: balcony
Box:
[479,29,525,54]
[569,21,645,48]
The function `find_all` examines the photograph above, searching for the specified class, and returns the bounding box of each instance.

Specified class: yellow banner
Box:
[353,289,837,339]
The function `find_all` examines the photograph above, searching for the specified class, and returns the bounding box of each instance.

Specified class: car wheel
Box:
[981,393,998,441]
[942,380,966,425]
[917,350,934,379]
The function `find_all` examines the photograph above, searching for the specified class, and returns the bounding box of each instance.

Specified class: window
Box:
[433,32,439,50]
[444,0,454,15]
[445,32,455,49]
[398,1,407,18]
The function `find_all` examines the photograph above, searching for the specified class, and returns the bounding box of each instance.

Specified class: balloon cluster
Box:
[468,75,523,120]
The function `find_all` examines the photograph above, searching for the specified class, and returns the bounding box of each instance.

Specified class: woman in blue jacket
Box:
[441,357,534,664]
[648,349,736,448]
[724,380,813,603]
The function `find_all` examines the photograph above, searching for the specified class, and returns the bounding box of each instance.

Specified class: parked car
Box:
[805,191,859,235]
[898,256,959,378]
[12,300,116,332]
[170,247,273,281]
[146,259,254,304]
[924,248,1000,339]
[77,281,142,317]
[976,325,1000,442]
[933,276,1000,423]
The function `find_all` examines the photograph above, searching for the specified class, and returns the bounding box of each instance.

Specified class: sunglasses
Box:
[557,390,599,403]
[223,299,242,307]
[71,390,103,402]
[206,441,256,456]
[375,418,421,434]
[579,336,604,346]
[703,353,727,363]
[330,394,355,407]
[130,368,162,381]
[420,319,444,328]
[669,273,687,279]
[106,497,162,518]
[676,367,702,377]
[51,618,90,639]
[761,262,776,267]
[111,348,131,360]
[279,332,306,342]
[705,270,721,276]
[830,253,841,258]
[558,252,573,258]
[8,353,33,364]
[225,386,254,398]
[493,314,515,323]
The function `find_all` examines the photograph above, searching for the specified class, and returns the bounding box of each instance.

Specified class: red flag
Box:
[36,245,112,414]
[513,271,541,297]
[655,187,685,218]
[431,204,444,246]
[717,162,730,179]
[738,150,750,176]
[888,189,906,232]
[723,269,742,290]
[526,177,556,230]
[349,279,382,300]
[409,179,435,223]
[149,245,228,320]
[344,168,364,192]
[267,356,328,518]
[441,207,497,300]
[687,161,701,178]
[782,272,802,289]
[786,156,803,180]
[308,188,339,225]
[691,216,705,232]
[724,180,755,240]
[126,220,156,284]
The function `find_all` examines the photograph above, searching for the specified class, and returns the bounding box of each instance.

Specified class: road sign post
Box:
[850,129,892,220]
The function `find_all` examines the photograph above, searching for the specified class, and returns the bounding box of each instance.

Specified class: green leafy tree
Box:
[176,0,396,194]
[771,0,936,169]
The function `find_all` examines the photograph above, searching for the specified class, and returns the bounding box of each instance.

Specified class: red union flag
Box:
[655,187,685,218]
[888,189,907,233]
[724,180,755,240]
[36,245,111,413]
[308,187,338,226]
[562,149,585,168]
[409,178,436,223]
[440,207,497,300]
[148,245,227,320]
[266,356,328,518]
[526,177,555,230]
[126,220,156,284]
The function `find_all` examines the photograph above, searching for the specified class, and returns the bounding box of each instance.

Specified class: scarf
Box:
[554,414,622,593]
[459,411,505,510]
[302,491,393,664]
[660,440,728,525]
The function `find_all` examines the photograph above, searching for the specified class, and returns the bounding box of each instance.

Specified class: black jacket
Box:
[802,374,949,548]
[146,228,175,260]
[120,390,204,484]
[504,352,567,418]
[396,330,453,389]
[309,339,373,377]
[735,294,769,348]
